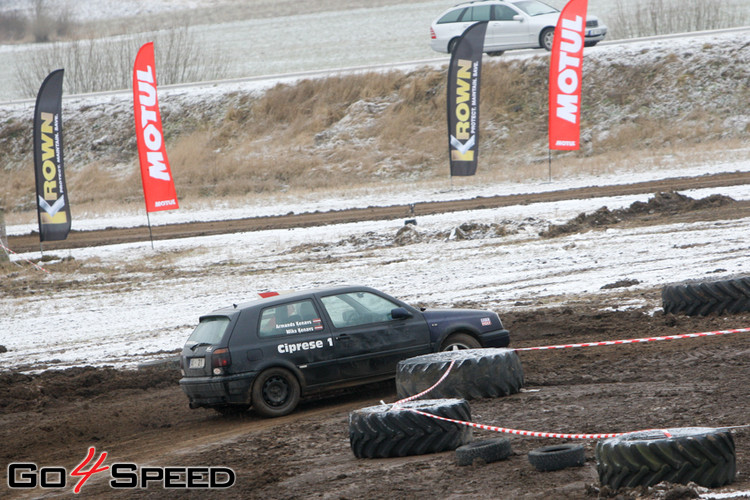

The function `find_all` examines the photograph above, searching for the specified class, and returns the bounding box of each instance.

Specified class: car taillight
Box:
[430,27,436,40]
[211,348,231,375]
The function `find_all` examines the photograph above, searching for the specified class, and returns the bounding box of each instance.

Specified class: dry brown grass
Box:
[2,47,748,227]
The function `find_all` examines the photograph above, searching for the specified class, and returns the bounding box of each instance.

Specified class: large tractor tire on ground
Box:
[596,427,736,490]
[395,348,524,400]
[349,399,472,458]
[662,277,750,316]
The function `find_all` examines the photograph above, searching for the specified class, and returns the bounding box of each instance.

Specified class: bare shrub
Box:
[610,0,749,39]
[0,11,28,41]
[14,24,229,97]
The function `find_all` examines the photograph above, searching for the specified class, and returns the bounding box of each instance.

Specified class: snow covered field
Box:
[4,158,750,373]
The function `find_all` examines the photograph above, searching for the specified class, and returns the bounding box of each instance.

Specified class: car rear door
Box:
[318,291,431,380]
[487,4,534,49]
[252,298,340,387]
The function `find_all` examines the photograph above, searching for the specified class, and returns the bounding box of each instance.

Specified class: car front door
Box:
[319,291,431,380]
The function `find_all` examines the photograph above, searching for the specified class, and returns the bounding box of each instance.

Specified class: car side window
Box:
[321,292,399,328]
[258,299,323,337]
[492,5,518,21]
[469,5,492,22]
[438,7,466,24]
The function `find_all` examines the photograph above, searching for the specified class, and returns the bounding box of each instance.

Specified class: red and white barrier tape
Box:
[391,359,456,408]
[0,242,50,274]
[408,408,673,439]
[514,327,750,352]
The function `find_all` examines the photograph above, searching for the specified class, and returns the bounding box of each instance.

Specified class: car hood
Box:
[421,309,492,322]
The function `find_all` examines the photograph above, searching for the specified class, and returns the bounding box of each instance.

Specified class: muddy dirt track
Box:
[2,173,750,499]
[8,170,750,253]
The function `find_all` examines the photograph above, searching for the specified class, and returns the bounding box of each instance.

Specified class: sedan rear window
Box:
[186,316,231,345]
[438,7,466,24]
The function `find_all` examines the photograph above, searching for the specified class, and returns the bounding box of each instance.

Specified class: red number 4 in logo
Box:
[70,447,109,494]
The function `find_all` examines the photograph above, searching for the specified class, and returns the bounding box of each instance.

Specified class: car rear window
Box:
[187,316,231,345]
[438,7,466,23]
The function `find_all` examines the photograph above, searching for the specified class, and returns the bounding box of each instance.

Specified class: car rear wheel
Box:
[540,27,555,51]
[448,37,460,54]
[252,367,300,417]
[441,333,481,351]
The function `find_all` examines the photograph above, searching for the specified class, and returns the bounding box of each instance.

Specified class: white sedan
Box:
[429,0,607,56]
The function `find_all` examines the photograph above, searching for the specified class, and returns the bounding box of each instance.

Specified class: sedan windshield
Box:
[513,0,558,16]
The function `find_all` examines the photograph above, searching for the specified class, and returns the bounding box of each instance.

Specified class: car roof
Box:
[203,285,383,317]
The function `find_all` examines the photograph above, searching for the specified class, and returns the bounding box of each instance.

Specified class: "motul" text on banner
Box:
[548,0,588,151]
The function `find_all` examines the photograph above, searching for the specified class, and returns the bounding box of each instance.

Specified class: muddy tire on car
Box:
[251,367,301,418]
[395,348,524,400]
[596,427,736,489]
[528,444,585,472]
[349,399,472,458]
[662,277,750,316]
[456,438,512,466]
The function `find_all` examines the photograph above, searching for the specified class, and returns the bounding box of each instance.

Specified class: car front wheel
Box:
[440,333,481,351]
[252,367,300,417]
[540,27,555,51]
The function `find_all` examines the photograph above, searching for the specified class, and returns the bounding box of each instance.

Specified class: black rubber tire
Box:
[661,278,750,316]
[595,427,736,489]
[448,37,459,53]
[662,277,750,316]
[528,444,585,472]
[349,399,472,458]
[396,348,524,400]
[456,438,512,466]
[540,27,555,51]
[486,51,504,57]
[440,332,481,351]
[251,367,301,418]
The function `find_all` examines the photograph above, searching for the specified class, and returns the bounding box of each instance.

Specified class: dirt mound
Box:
[540,191,735,238]
[0,364,179,415]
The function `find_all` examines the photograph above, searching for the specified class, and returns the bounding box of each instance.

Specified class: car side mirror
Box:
[513,15,523,22]
[391,307,412,320]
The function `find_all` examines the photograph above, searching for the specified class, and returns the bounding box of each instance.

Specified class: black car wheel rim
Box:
[263,376,289,407]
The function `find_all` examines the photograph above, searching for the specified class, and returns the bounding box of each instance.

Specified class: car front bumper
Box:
[478,328,510,348]
[585,26,608,43]
[179,372,256,408]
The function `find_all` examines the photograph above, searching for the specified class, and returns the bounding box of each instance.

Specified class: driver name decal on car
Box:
[276,318,324,335]
[278,337,334,354]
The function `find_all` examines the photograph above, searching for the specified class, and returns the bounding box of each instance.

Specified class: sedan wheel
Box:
[541,28,555,51]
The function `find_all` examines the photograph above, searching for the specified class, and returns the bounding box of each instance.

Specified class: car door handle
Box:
[336,334,351,341]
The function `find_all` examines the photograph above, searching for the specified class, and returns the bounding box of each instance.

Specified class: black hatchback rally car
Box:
[179,286,510,417]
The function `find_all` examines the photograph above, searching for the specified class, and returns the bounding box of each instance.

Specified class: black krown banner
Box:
[447,21,487,177]
[33,69,71,242]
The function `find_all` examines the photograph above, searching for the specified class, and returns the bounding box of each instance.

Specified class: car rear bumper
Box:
[179,372,256,407]
[478,329,510,348]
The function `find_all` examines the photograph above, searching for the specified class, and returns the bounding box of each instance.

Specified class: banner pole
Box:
[146,212,154,250]
[548,149,552,182]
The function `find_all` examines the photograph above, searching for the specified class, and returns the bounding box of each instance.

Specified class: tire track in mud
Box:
[8,171,750,253]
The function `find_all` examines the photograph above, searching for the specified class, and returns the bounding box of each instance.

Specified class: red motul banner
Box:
[548,0,588,150]
[133,42,179,212]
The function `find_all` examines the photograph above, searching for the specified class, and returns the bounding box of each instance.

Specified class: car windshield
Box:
[186,316,230,346]
[512,0,558,16]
